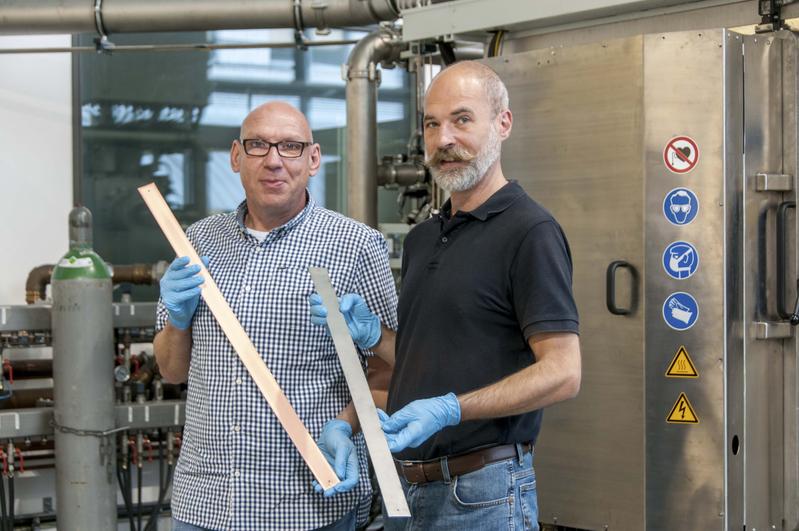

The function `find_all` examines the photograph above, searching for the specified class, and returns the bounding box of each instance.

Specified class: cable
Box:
[137,460,144,531]
[0,472,8,531]
[117,466,136,531]
[8,473,13,530]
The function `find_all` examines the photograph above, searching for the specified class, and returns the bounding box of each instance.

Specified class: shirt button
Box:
[243,285,251,292]
[441,236,448,243]
[233,424,241,432]
[235,377,242,385]
[233,470,240,478]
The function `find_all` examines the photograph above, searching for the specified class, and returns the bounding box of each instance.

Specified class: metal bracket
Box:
[753,321,794,339]
[292,0,308,50]
[755,172,794,192]
[93,0,115,53]
[755,0,798,33]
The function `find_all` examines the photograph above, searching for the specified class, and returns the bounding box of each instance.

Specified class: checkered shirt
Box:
[155,194,398,530]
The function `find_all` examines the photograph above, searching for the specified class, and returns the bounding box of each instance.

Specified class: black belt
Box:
[394,442,533,485]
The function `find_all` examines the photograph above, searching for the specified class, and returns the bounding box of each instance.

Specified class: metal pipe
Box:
[377,160,427,187]
[0,0,398,35]
[25,266,54,305]
[24,262,167,304]
[0,38,359,55]
[345,28,404,226]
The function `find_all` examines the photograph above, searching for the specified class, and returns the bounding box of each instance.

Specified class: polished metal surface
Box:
[0,302,157,333]
[781,31,799,531]
[487,27,799,531]
[755,172,794,192]
[345,29,404,227]
[0,401,186,439]
[309,268,410,517]
[643,29,727,531]
[0,0,399,34]
[486,35,646,531]
[0,305,50,332]
[723,30,745,530]
[740,32,788,531]
[400,0,741,42]
[753,320,794,339]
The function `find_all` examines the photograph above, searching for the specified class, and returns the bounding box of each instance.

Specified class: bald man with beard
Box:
[310,62,582,530]
[154,102,398,530]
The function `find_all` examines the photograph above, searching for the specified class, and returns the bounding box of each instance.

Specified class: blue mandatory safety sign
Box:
[663,292,699,331]
[663,188,699,226]
[662,241,699,280]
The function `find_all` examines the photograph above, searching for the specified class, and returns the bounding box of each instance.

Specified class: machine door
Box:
[737,30,799,531]
[487,35,646,531]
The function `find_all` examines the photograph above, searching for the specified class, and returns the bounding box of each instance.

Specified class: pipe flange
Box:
[93,0,115,53]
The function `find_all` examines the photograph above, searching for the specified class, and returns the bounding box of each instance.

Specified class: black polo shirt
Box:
[386,181,579,461]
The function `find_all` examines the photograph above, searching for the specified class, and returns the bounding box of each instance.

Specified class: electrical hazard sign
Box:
[665,346,698,378]
[663,136,699,174]
[666,392,699,424]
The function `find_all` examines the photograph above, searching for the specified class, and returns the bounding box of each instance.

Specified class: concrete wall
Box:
[0,35,72,305]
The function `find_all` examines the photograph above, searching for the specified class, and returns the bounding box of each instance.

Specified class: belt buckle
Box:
[399,460,421,483]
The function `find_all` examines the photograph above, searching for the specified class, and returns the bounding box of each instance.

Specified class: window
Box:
[76,29,410,300]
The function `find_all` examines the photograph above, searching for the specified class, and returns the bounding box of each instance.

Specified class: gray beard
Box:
[429,128,502,193]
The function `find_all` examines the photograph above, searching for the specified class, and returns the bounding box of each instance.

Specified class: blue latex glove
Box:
[313,419,359,497]
[159,255,209,330]
[379,393,461,453]
[308,293,381,349]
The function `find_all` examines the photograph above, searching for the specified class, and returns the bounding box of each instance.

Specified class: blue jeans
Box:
[383,445,538,531]
[172,509,355,531]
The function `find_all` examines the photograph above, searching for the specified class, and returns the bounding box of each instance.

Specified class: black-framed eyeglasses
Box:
[239,139,312,159]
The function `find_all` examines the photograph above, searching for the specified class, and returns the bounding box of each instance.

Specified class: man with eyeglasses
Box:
[310,61,581,530]
[153,101,397,531]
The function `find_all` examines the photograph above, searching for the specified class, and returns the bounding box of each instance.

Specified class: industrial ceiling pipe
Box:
[0,0,399,34]
[345,27,404,227]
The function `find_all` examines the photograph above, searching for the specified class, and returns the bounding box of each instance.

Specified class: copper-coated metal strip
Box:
[138,183,338,489]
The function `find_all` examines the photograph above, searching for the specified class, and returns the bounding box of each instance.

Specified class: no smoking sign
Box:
[663,136,699,174]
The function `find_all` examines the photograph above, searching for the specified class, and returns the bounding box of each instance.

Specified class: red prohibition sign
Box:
[663,136,699,174]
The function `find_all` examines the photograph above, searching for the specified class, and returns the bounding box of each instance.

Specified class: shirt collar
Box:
[235,190,316,239]
[440,181,525,222]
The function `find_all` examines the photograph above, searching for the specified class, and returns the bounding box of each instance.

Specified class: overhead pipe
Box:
[345,28,404,226]
[0,0,399,35]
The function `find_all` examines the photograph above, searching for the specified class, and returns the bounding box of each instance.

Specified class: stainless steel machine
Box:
[487,28,799,531]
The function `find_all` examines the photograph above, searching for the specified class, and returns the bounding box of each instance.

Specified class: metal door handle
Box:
[777,200,795,320]
[606,260,638,316]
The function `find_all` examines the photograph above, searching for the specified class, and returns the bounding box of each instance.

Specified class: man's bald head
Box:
[240,101,314,142]
[427,61,509,116]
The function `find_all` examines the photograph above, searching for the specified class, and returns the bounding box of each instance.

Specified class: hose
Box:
[137,465,143,531]
[8,473,13,529]
[0,473,8,531]
[117,466,136,531]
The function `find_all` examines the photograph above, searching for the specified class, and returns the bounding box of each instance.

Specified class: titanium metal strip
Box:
[309,267,411,517]
[137,183,339,490]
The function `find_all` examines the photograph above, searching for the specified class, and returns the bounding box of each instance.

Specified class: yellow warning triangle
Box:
[666,393,699,424]
[665,346,698,378]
